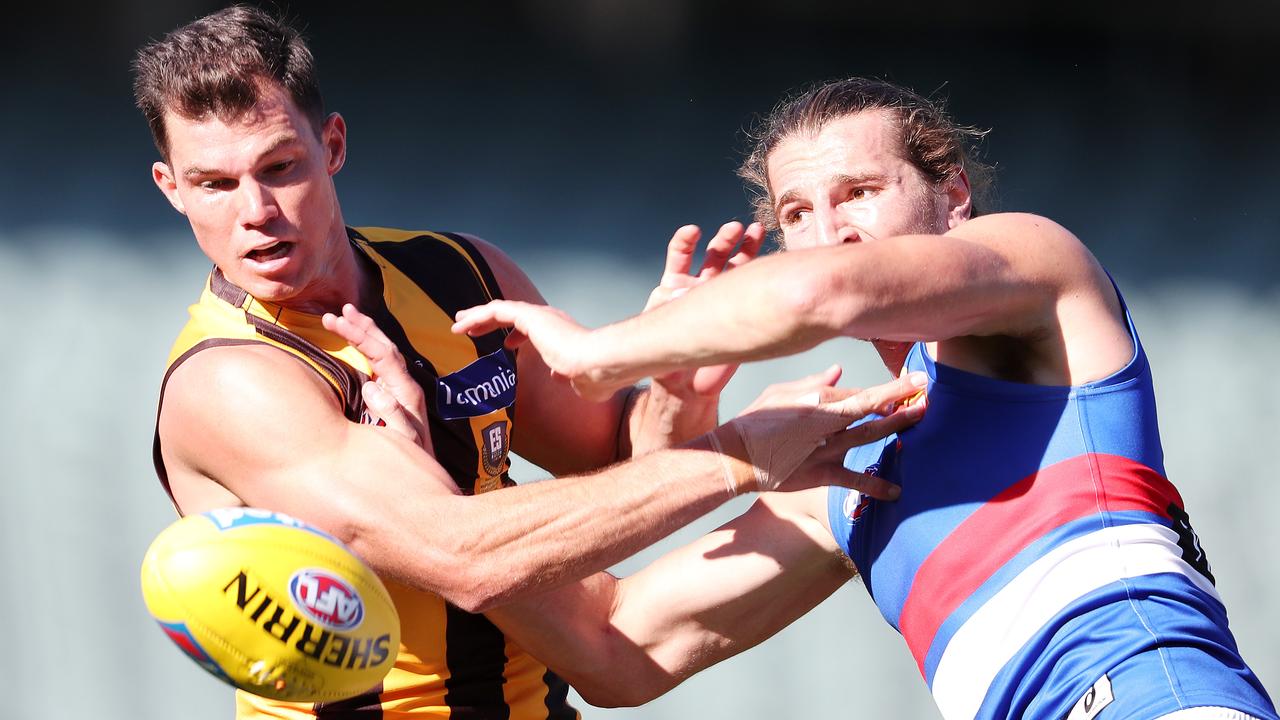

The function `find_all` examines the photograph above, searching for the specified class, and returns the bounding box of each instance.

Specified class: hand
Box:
[322,304,431,451]
[647,221,765,400]
[452,301,617,401]
[726,366,928,498]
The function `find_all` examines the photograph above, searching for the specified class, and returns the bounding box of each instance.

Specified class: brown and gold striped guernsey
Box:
[154,227,579,719]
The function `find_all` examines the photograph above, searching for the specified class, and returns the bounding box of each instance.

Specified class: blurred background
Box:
[1,1,1277,718]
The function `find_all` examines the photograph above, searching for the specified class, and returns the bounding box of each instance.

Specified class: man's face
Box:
[766,109,967,251]
[151,82,348,309]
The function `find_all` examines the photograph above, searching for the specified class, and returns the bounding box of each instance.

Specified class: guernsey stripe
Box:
[928,522,1222,720]
[900,453,1184,675]
[920,508,1173,682]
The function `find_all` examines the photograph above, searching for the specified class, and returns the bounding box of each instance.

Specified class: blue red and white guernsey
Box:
[828,291,1277,720]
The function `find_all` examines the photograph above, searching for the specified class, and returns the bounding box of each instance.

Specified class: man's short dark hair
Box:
[132,4,325,159]
[740,77,994,229]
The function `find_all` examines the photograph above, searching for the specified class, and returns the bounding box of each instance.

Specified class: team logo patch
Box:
[1064,673,1114,720]
[288,569,365,632]
[481,421,510,477]
[844,491,873,524]
[436,349,517,420]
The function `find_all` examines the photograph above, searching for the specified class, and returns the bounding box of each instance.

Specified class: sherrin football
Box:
[140,508,400,702]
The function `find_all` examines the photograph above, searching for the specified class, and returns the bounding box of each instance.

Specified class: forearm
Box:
[488,491,853,707]
[584,253,844,388]
[349,424,754,613]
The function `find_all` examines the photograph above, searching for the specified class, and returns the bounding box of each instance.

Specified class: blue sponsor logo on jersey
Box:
[436,349,517,420]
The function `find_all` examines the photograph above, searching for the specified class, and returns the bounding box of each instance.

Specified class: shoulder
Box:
[948,212,1115,305]
[162,343,341,439]
[159,342,349,488]
[949,213,1099,275]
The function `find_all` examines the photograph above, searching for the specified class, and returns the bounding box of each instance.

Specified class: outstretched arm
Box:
[454,213,1128,399]
[487,488,850,707]
[160,335,922,613]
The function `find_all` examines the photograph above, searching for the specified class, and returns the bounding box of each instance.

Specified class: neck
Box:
[872,339,913,377]
[278,225,376,316]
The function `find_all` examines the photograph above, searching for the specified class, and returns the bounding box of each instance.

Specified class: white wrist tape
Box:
[705,431,744,496]
[730,391,826,493]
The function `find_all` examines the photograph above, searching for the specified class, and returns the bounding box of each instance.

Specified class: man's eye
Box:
[783,209,809,225]
[199,179,234,191]
[850,188,877,201]
[267,160,294,174]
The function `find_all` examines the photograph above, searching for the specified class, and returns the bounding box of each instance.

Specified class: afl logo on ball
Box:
[288,569,365,632]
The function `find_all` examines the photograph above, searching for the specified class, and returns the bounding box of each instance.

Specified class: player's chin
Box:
[236,273,305,305]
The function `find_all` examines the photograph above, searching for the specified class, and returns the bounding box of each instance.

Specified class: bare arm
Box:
[486,488,850,707]
[159,342,919,613]
[454,213,1130,398]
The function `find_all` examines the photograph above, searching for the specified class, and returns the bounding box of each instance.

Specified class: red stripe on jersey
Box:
[899,453,1183,674]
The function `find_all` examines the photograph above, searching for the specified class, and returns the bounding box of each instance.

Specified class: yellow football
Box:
[140,508,400,702]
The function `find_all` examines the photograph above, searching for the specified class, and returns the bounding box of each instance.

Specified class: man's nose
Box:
[815,215,859,247]
[237,179,278,228]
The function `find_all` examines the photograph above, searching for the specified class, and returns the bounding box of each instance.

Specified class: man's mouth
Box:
[245,242,292,262]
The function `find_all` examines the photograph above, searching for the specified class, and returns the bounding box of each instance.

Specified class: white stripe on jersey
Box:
[930,523,1221,720]
[1157,708,1267,720]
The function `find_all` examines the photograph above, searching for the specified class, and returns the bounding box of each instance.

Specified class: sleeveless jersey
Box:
[154,227,578,719]
[827,291,1276,720]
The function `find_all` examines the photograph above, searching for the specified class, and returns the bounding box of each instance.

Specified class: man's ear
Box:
[153,161,186,215]
[944,169,972,228]
[322,112,347,175]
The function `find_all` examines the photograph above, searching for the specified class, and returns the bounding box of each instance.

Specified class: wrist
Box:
[641,385,719,444]
[704,423,757,497]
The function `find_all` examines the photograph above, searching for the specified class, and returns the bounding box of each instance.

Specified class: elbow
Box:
[432,559,511,614]
[350,526,512,613]
[452,588,504,615]
[572,668,674,708]
[569,639,677,707]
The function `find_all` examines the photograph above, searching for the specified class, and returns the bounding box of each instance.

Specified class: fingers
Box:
[827,372,929,420]
[361,381,423,445]
[661,225,701,282]
[726,222,765,271]
[698,221,744,280]
[661,220,760,285]
[819,468,902,500]
[824,409,920,458]
[453,300,527,336]
[776,364,844,394]
[324,304,398,365]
